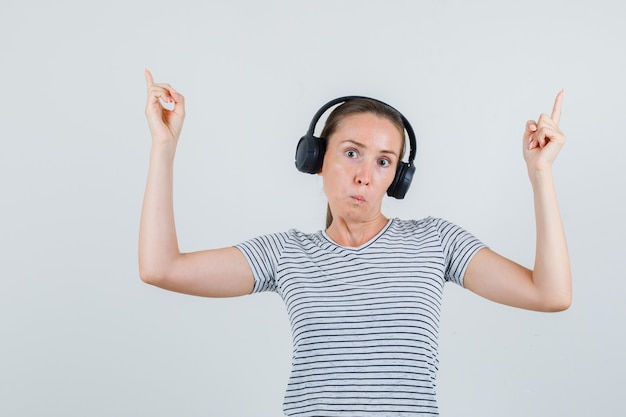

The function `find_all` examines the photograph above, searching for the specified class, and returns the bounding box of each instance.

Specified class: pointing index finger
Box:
[551,89,564,126]
[144,68,154,88]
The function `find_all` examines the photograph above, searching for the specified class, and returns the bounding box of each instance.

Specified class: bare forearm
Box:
[529,169,572,310]
[138,143,180,281]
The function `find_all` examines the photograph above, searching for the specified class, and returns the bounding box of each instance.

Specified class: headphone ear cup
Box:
[295,134,326,174]
[387,162,415,199]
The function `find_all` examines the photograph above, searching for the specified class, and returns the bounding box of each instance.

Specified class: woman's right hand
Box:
[144,69,185,146]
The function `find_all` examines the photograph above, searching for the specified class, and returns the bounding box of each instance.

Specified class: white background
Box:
[1,1,625,416]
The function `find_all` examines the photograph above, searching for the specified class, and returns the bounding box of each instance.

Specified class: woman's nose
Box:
[355,165,372,186]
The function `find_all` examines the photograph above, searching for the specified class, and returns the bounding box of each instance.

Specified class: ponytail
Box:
[325,203,333,229]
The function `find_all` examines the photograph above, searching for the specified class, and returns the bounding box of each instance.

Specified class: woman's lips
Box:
[351,195,366,204]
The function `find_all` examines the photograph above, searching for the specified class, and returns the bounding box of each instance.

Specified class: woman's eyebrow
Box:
[339,139,399,157]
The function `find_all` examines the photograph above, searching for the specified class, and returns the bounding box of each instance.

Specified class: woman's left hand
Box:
[523,90,565,174]
[464,90,571,312]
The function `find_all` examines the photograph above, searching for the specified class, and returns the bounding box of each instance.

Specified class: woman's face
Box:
[320,112,404,224]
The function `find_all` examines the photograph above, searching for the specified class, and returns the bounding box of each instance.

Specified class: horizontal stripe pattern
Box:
[236,217,485,416]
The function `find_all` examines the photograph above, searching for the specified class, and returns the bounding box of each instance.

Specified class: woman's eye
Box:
[378,159,390,167]
[345,149,358,158]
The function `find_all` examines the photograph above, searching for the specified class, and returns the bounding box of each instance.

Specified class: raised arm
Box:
[138,69,254,297]
[464,91,572,312]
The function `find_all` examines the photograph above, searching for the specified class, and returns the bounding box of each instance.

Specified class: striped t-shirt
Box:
[236,217,485,416]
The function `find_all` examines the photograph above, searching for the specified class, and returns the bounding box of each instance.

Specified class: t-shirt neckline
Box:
[321,218,395,250]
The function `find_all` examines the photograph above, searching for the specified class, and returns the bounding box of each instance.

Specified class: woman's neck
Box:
[325,214,389,247]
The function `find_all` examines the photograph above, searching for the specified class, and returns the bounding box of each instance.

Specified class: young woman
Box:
[139,69,571,416]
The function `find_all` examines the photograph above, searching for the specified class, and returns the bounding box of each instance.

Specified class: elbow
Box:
[544,299,571,312]
[139,267,157,286]
[541,292,572,312]
[138,249,174,286]
[139,262,169,287]
[532,270,572,312]
[138,252,182,288]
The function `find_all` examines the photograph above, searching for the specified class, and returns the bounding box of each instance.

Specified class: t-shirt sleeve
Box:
[434,218,487,287]
[235,232,288,294]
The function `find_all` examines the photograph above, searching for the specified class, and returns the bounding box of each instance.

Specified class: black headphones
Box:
[295,95,417,199]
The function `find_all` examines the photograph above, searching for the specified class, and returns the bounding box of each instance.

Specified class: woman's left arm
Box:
[464,90,572,312]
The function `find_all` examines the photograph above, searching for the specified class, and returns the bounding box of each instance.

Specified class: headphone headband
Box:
[305,96,417,164]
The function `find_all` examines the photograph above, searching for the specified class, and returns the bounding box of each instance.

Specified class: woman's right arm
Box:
[138,70,254,297]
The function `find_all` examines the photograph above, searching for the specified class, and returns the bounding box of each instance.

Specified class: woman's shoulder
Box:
[391,216,456,230]
[284,228,326,244]
[243,228,325,248]
[390,216,473,241]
